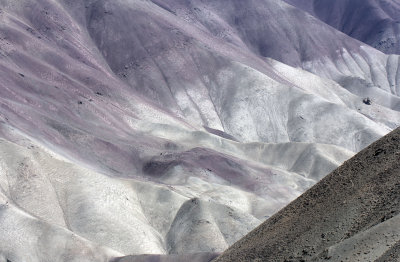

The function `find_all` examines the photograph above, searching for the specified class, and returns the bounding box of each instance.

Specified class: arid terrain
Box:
[0,0,399,261]
[215,127,400,262]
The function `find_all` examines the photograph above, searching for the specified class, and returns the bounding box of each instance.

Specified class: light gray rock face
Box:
[0,0,398,261]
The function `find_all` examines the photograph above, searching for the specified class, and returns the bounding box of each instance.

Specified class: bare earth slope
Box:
[0,0,399,261]
[146,0,400,103]
[215,127,400,262]
[112,253,218,262]
[284,0,400,55]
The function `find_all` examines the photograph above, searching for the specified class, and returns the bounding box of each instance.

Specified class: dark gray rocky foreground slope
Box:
[214,127,400,262]
[375,240,400,262]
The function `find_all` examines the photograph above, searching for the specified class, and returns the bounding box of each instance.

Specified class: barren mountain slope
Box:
[215,128,400,262]
[112,253,218,262]
[284,0,400,55]
[74,0,400,145]
[147,0,400,104]
[0,0,399,261]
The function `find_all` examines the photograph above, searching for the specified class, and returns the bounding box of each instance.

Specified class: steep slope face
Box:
[214,127,400,262]
[0,0,399,261]
[284,0,400,55]
[81,0,398,150]
[146,0,400,101]
[0,0,357,260]
[112,253,218,262]
[1,0,394,154]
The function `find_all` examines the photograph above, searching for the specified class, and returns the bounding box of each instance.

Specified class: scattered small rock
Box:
[374,148,385,156]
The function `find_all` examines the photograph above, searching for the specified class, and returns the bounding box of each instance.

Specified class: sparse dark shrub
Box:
[363,97,371,105]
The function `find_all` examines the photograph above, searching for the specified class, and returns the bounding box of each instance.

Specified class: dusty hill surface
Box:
[214,127,400,262]
[0,0,399,261]
[112,253,218,262]
[284,0,400,55]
